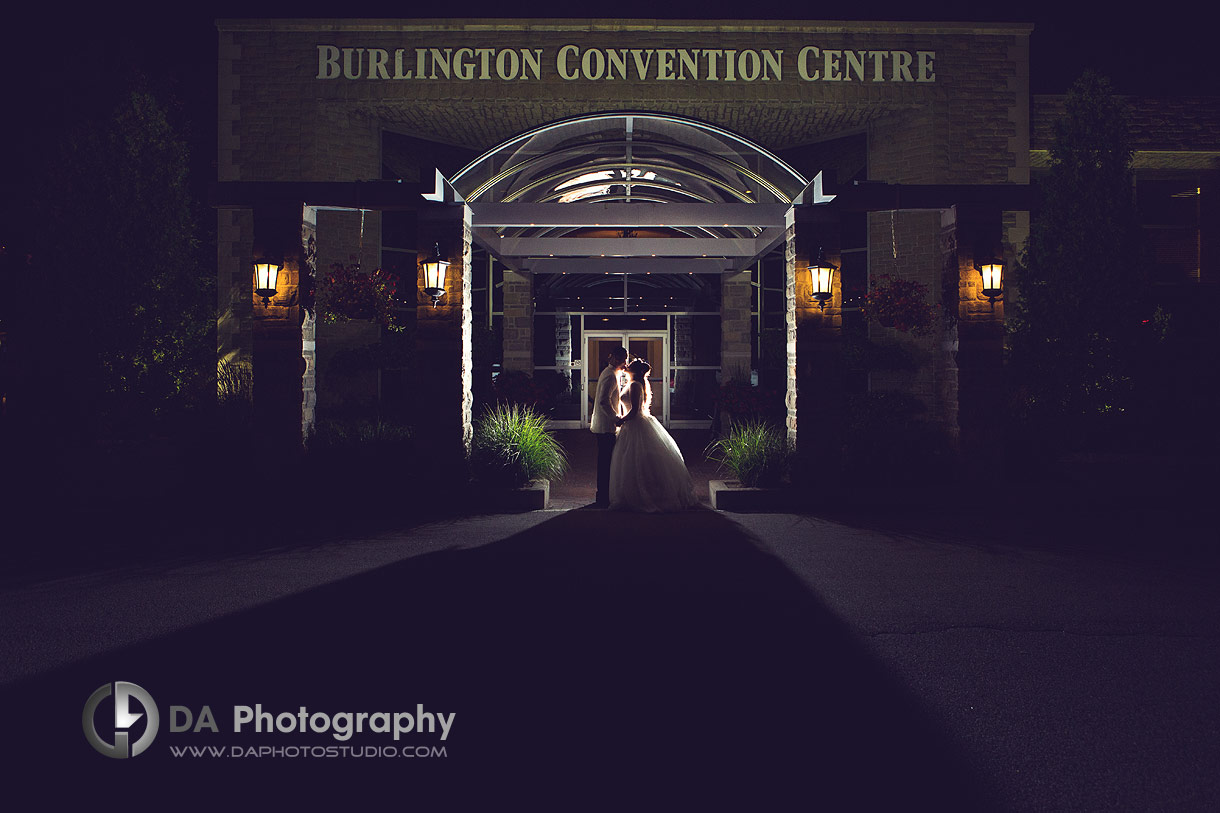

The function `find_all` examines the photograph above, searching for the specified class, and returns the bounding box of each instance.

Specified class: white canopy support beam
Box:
[468,201,790,228]
[496,236,760,258]
[523,257,734,274]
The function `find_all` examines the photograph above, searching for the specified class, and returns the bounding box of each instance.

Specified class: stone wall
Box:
[554,315,572,392]
[501,270,533,375]
[720,271,753,382]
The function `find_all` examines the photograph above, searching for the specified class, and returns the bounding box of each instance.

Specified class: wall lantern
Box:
[809,248,836,310]
[421,243,450,307]
[253,262,281,305]
[976,257,1004,304]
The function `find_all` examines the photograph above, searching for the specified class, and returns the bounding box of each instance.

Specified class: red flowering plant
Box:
[860,274,942,336]
[316,261,401,328]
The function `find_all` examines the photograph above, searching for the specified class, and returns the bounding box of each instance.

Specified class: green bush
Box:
[471,403,568,487]
[705,420,791,488]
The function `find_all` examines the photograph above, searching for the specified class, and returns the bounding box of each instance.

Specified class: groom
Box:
[590,345,629,508]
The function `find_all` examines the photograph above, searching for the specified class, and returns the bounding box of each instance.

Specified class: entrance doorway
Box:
[584,332,668,427]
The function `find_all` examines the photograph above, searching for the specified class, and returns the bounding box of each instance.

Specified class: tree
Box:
[1007,71,1148,452]
[21,81,212,437]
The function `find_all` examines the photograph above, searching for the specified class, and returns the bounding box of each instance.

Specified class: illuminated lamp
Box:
[422,243,450,307]
[809,248,836,310]
[976,257,1004,304]
[254,262,281,305]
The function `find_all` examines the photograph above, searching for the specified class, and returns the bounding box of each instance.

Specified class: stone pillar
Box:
[674,315,693,367]
[554,314,572,393]
[792,206,842,451]
[301,206,317,439]
[785,214,799,445]
[501,270,533,375]
[720,271,753,382]
[416,204,474,479]
[956,206,1013,475]
[251,203,307,452]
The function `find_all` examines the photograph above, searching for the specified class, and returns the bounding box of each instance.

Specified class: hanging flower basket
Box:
[316,262,401,329]
[860,275,942,336]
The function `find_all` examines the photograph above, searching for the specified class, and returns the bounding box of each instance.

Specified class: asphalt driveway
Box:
[2,506,1217,809]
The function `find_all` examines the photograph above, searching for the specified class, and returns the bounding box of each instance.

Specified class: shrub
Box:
[471,403,568,487]
[705,420,791,488]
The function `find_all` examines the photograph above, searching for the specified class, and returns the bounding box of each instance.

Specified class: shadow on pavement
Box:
[5,507,998,808]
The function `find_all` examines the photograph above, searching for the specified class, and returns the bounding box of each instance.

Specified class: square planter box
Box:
[480,478,550,512]
[709,479,790,512]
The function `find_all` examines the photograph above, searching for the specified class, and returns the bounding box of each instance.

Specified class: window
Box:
[1137,176,1203,283]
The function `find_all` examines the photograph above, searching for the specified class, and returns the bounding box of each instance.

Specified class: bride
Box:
[609,359,699,512]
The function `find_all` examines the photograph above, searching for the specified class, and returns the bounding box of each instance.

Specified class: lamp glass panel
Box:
[424,260,448,291]
[811,265,834,295]
[255,263,280,292]
[980,262,1003,291]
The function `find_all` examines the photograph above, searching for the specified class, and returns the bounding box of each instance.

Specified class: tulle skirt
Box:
[609,414,699,513]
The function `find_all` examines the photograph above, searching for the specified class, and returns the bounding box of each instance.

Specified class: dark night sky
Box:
[2,2,1210,217]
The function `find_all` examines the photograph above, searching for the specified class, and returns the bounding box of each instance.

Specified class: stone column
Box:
[554,314,572,393]
[956,206,1013,476]
[251,203,307,453]
[300,206,317,439]
[501,270,534,376]
[416,204,474,479]
[720,271,753,382]
[674,315,693,367]
[792,205,842,451]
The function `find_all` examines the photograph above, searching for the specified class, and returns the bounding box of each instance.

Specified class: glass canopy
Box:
[451,112,809,208]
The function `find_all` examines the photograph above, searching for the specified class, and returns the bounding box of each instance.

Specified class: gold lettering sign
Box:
[315,44,936,83]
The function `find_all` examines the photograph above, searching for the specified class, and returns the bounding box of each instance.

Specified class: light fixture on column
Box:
[976,256,1004,305]
[809,248,836,310]
[254,261,281,305]
[421,243,450,307]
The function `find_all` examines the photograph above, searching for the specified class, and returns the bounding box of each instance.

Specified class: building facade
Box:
[215,18,1216,477]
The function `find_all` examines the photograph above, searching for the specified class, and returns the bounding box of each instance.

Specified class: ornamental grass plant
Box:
[705,419,791,488]
[471,403,568,488]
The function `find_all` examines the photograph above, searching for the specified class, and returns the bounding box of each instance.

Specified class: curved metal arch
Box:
[451,112,808,205]
[468,141,792,205]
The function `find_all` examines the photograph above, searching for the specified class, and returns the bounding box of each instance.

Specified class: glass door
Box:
[584,331,668,426]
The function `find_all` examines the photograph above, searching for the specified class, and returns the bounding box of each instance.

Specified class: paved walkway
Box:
[3,501,1217,809]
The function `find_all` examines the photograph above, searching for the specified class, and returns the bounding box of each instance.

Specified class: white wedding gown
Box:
[609,383,699,512]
